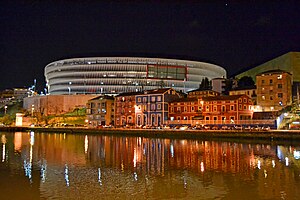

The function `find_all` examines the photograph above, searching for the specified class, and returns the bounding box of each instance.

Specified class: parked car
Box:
[179,125,189,130]
[234,125,243,130]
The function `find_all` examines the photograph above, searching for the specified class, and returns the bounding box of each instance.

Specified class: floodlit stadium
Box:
[45,57,226,95]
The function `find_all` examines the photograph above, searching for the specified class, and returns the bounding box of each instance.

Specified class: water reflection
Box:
[0,131,300,199]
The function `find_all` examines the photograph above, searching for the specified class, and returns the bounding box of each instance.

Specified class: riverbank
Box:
[1,126,300,143]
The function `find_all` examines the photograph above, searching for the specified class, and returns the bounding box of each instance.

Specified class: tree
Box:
[199,77,211,90]
[0,115,13,125]
[237,76,255,89]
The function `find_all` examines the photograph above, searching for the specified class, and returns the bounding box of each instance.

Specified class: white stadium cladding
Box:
[45,57,226,95]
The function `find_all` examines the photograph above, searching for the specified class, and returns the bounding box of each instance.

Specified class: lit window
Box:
[157,104,161,110]
[138,97,141,102]
[277,75,282,79]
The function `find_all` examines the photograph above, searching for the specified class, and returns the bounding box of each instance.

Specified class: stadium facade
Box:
[45,57,226,95]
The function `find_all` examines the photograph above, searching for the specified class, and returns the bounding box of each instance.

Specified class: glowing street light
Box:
[68,82,72,95]
[4,106,7,115]
[31,105,34,117]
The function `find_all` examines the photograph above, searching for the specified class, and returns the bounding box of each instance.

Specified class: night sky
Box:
[0,1,299,91]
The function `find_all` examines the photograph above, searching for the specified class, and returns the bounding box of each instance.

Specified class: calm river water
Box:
[0,131,300,200]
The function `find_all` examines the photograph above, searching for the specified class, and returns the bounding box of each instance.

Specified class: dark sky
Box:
[1,1,299,91]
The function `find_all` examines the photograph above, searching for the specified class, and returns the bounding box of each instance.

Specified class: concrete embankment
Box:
[1,126,300,143]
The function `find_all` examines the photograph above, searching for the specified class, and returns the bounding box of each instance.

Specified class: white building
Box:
[45,57,226,95]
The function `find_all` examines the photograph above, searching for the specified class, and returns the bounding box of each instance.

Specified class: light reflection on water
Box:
[0,131,300,199]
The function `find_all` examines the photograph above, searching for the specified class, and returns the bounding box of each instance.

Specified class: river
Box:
[0,131,300,199]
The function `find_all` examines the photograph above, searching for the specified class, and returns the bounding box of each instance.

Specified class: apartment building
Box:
[115,91,143,127]
[86,95,114,127]
[201,95,254,123]
[135,88,181,127]
[256,70,292,111]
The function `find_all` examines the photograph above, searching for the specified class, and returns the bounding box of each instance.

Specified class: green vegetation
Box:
[0,102,87,126]
[0,101,25,125]
[45,108,87,126]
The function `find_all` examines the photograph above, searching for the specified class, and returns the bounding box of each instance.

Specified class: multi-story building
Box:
[13,88,29,100]
[229,87,257,104]
[168,98,200,121]
[45,57,226,95]
[201,95,253,123]
[135,88,181,127]
[211,77,226,94]
[256,70,292,111]
[187,89,220,99]
[86,95,114,127]
[235,52,300,101]
[115,91,143,127]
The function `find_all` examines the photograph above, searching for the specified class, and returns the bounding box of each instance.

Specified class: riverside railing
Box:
[165,119,276,127]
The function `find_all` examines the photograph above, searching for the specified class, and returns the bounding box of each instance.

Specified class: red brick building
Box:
[201,95,253,124]
[114,91,142,127]
[169,98,200,121]
[169,94,254,125]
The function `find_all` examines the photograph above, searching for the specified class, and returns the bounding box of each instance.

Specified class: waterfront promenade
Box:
[1,126,300,143]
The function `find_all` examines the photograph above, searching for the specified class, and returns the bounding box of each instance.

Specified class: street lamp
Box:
[68,82,72,95]
[31,105,34,117]
[4,106,7,115]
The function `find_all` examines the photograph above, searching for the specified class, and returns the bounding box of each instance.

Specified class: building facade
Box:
[168,98,200,121]
[23,94,98,116]
[45,57,226,95]
[256,70,292,111]
[114,92,142,127]
[229,87,257,104]
[168,94,254,126]
[211,77,226,94]
[201,95,253,123]
[86,95,114,127]
[135,88,181,127]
